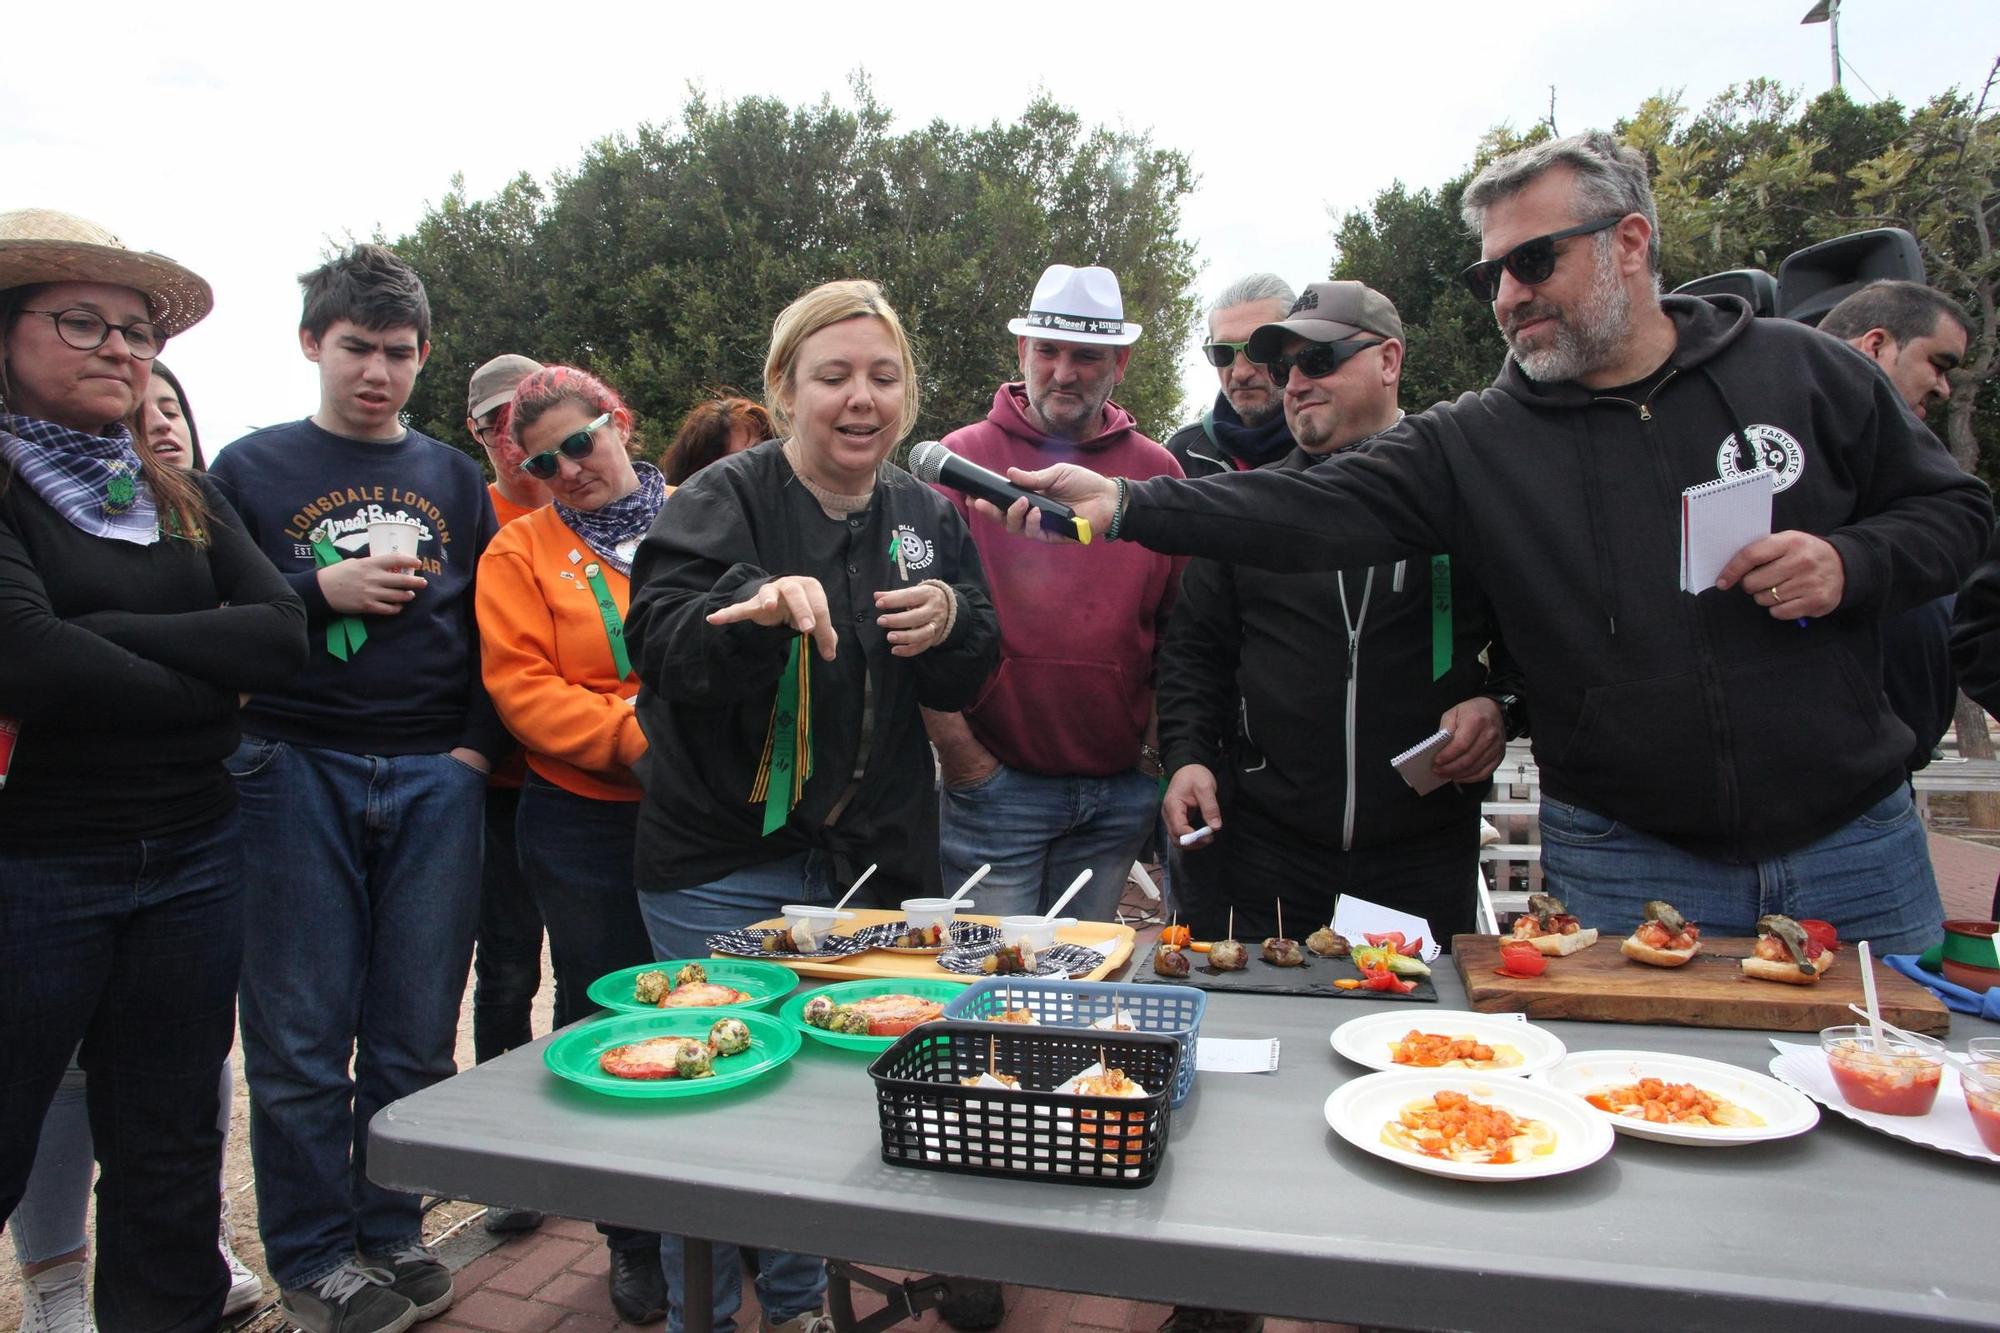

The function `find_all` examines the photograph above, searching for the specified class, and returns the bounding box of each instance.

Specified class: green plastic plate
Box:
[778,977,970,1053]
[586,959,798,1016]
[543,1009,801,1099]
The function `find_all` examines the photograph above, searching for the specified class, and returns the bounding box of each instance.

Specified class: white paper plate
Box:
[1539,1049,1818,1146]
[1330,1009,1565,1076]
[1768,1040,2000,1164]
[1323,1070,1614,1181]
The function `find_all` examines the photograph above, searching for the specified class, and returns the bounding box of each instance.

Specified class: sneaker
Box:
[1158,1308,1265,1333]
[280,1262,415,1333]
[220,1216,265,1318]
[21,1261,97,1333]
[938,1278,1005,1330]
[760,1314,835,1333]
[358,1244,454,1321]
[481,1205,545,1236]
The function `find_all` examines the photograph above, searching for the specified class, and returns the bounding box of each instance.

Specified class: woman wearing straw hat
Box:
[0,209,306,1333]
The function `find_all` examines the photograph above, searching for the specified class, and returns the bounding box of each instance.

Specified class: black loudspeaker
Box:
[1776,228,1925,326]
[1671,269,1779,317]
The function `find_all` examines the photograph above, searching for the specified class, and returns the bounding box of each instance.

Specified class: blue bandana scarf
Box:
[0,414,159,545]
[554,461,668,575]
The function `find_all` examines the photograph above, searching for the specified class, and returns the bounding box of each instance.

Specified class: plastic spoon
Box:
[1842,1003,1970,1064]
[1858,939,1887,1053]
[948,864,991,903]
[1044,868,1094,922]
[833,863,878,912]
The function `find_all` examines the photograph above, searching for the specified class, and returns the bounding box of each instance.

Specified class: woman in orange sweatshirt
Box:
[472,365,672,1316]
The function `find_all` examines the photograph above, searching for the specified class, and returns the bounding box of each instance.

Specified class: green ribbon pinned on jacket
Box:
[582,563,632,680]
[309,532,368,661]
[1430,554,1452,682]
[750,634,814,835]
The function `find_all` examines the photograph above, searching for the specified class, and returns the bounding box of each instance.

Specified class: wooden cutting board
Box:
[1453,934,1950,1035]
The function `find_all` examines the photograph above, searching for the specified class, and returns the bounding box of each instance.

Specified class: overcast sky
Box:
[8,1,1995,451]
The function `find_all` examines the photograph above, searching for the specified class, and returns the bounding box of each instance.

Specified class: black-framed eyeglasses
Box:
[1458,215,1625,303]
[1200,340,1251,368]
[519,412,611,478]
[21,308,163,359]
[470,409,510,446]
[1257,338,1385,383]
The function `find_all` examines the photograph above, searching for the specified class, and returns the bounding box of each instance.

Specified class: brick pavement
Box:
[431,1216,1354,1333]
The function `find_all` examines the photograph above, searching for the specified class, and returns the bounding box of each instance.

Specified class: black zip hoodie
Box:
[1123,296,1993,861]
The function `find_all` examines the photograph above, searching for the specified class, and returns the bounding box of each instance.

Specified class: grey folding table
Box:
[369,970,2000,1331]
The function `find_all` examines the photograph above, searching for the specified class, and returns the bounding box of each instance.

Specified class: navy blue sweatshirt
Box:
[209,418,507,759]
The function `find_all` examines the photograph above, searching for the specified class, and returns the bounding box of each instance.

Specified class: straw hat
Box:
[0,209,213,337]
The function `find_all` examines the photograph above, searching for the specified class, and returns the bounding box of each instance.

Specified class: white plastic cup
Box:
[901,897,968,936]
[999,915,1072,953]
[367,519,422,559]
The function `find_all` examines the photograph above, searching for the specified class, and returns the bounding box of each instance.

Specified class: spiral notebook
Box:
[1680,468,1773,593]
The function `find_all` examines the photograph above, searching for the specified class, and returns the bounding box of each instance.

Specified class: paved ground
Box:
[7,832,1994,1333]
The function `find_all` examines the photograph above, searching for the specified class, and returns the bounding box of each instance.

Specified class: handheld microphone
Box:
[907,441,1093,544]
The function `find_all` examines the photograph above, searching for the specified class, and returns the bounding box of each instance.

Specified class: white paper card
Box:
[1390,728,1452,796]
[1332,894,1443,962]
[1195,1038,1281,1073]
[1681,467,1773,593]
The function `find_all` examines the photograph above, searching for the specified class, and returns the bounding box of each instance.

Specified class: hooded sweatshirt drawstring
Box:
[1698,365,1764,479]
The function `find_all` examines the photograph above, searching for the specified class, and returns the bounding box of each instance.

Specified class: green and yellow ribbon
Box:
[1430,554,1452,683]
[309,530,368,661]
[582,563,632,680]
[750,634,814,835]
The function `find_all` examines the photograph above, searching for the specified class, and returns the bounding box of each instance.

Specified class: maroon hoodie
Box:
[935,384,1185,776]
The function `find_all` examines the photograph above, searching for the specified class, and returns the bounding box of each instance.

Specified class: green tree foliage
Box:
[1328,76,2000,482]
[391,83,1199,466]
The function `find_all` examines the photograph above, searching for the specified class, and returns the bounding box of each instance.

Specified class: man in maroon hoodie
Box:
[922,263,1185,927]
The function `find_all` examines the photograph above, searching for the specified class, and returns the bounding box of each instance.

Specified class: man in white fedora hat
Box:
[923,257,1183,984]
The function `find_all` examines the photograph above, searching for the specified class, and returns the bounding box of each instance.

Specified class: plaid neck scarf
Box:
[554,460,667,575]
[0,413,159,546]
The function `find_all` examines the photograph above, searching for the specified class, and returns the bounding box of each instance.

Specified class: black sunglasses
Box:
[1200,340,1251,368]
[1257,338,1384,383]
[519,412,611,478]
[1458,215,1625,302]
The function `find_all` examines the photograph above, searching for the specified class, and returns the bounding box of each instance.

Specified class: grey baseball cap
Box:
[1246,281,1402,361]
[467,354,544,419]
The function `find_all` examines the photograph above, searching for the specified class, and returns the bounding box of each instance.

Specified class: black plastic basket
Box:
[940,978,1206,1107]
[867,1021,1178,1188]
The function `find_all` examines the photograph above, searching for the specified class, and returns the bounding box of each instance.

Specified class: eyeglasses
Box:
[1200,340,1251,368]
[1257,338,1384,383]
[21,308,163,359]
[470,409,510,446]
[1458,215,1625,302]
[519,412,611,478]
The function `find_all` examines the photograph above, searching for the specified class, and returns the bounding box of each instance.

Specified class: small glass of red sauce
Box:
[1964,1054,2000,1154]
[1820,1025,1944,1117]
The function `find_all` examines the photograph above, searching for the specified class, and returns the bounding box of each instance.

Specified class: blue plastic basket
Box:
[941,978,1207,1106]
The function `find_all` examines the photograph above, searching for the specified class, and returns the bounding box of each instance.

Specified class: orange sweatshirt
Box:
[488,482,541,529]
[477,505,649,802]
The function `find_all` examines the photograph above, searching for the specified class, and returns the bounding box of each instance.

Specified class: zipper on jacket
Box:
[1594,368,1679,423]
[1238,697,1266,773]
[1336,569,1375,851]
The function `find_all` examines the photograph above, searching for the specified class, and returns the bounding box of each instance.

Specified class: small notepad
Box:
[1390,728,1452,796]
[1681,468,1774,593]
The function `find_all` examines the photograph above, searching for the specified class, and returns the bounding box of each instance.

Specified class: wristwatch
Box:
[1483,691,1528,740]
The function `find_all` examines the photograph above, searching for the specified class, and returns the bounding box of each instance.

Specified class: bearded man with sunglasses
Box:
[985,132,1989,958]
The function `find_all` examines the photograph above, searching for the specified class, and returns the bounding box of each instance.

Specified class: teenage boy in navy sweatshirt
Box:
[209,244,506,1333]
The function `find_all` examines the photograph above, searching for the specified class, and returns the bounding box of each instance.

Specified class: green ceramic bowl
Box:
[586,959,798,1016]
[779,977,970,1053]
[543,1009,800,1099]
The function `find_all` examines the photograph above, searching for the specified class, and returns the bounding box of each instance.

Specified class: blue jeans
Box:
[515,775,656,1254]
[227,738,484,1290]
[1540,785,1944,954]
[474,782,544,1063]
[938,765,1158,920]
[0,812,241,1333]
[637,855,830,1333]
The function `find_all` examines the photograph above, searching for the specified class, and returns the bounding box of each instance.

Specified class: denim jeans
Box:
[637,855,830,1333]
[938,765,1159,920]
[515,775,656,1254]
[0,811,241,1333]
[1540,784,1944,954]
[228,738,484,1290]
[474,782,545,1063]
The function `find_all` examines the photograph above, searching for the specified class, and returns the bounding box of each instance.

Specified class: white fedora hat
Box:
[0,209,213,337]
[1006,263,1141,347]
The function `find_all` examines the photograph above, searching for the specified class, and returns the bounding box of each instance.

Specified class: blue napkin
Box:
[1883,953,2000,1021]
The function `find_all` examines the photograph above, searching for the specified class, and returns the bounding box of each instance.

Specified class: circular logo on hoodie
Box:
[1715,424,1804,492]
[892,525,934,572]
